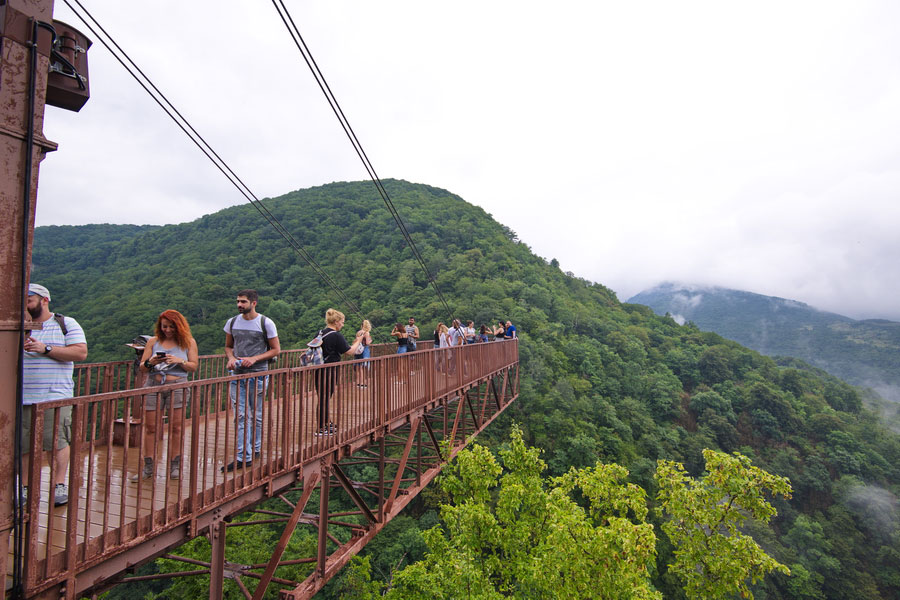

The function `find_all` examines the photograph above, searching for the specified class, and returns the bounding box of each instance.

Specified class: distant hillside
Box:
[628,283,900,403]
[32,182,900,599]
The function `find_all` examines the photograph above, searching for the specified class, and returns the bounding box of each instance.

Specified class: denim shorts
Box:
[143,376,190,410]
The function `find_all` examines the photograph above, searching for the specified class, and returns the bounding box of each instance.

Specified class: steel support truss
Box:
[100,366,518,599]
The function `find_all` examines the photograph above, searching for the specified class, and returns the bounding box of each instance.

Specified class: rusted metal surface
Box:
[45,20,92,112]
[16,340,518,598]
[1,2,60,598]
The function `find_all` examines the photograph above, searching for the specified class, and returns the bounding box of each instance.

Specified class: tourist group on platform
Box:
[21,285,517,504]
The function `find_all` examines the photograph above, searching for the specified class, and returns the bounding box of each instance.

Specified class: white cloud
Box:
[36,0,900,320]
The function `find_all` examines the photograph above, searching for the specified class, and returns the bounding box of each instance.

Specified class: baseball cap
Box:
[28,283,51,300]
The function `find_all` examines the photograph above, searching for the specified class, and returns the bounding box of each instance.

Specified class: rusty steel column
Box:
[316,460,332,579]
[209,519,226,600]
[0,1,58,597]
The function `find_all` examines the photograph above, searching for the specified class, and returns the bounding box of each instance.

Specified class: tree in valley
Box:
[374,427,790,599]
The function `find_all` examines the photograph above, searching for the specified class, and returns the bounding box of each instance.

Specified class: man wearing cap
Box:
[22,284,88,506]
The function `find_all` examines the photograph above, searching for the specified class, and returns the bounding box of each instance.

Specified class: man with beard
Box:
[22,284,88,506]
[405,317,419,351]
[222,289,280,471]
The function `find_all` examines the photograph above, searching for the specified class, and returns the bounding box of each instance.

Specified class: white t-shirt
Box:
[448,326,464,347]
[224,314,278,372]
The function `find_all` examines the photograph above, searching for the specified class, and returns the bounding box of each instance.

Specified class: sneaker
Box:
[15,486,27,509]
[169,456,181,480]
[222,460,248,472]
[131,457,154,482]
[53,483,68,507]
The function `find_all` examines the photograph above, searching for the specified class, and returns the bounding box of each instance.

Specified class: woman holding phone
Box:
[132,310,198,481]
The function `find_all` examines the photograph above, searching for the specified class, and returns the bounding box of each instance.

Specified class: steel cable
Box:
[270,0,456,322]
[61,0,382,336]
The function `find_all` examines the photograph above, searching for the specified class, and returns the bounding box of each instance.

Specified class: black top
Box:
[320,327,350,364]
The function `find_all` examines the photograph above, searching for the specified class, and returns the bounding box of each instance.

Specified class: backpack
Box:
[300,330,335,367]
[227,314,277,365]
[52,313,68,336]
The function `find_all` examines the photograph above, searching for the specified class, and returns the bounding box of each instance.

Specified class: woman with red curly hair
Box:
[132,310,198,481]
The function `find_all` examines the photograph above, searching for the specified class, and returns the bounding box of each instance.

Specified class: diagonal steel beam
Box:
[422,417,443,461]
[385,416,420,514]
[331,464,377,525]
[250,471,321,600]
[478,380,491,425]
[464,390,480,430]
[448,393,467,447]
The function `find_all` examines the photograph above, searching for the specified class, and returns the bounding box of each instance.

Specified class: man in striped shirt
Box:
[22,284,88,506]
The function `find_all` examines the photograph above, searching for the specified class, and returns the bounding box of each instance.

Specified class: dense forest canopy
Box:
[33,180,900,599]
[630,283,900,412]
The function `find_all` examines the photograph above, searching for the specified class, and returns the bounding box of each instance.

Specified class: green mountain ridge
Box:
[627,283,900,409]
[32,181,900,599]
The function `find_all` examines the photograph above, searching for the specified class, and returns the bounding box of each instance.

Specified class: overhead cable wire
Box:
[270,0,455,321]
[61,0,372,331]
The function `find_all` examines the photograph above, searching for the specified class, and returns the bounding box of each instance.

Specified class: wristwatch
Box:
[43,345,52,354]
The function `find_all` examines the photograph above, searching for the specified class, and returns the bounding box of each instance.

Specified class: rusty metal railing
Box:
[22,339,516,596]
[73,341,437,395]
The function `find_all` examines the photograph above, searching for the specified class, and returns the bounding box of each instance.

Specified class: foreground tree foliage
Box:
[365,428,787,599]
[657,449,792,599]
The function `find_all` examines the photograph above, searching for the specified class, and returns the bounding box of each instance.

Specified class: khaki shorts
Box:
[22,404,72,452]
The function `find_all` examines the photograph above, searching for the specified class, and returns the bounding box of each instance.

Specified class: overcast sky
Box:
[37,1,900,320]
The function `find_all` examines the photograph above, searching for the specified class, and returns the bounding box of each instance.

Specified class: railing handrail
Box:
[72,339,466,395]
[24,340,519,595]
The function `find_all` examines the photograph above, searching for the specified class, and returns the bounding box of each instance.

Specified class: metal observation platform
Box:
[12,340,519,599]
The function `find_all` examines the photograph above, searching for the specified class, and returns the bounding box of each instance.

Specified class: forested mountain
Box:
[629,283,900,420]
[33,181,900,599]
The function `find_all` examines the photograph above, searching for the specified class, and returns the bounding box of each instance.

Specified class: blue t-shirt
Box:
[505,324,517,338]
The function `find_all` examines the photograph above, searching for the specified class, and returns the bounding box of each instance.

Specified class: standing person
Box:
[22,284,88,506]
[436,322,450,373]
[465,321,477,344]
[314,309,364,435]
[132,310,198,481]
[505,320,518,339]
[493,320,506,341]
[405,317,419,351]
[448,319,466,347]
[391,323,409,354]
[479,324,490,343]
[223,290,280,471]
[446,320,465,375]
[354,319,372,387]
[437,323,451,348]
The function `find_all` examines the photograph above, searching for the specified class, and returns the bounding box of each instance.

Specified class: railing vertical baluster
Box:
[23,342,518,594]
[82,400,97,560]
[188,382,200,521]
[25,404,42,590]
[43,407,61,578]
[65,403,84,579]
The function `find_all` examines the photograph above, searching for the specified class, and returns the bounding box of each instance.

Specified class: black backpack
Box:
[52,313,68,335]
